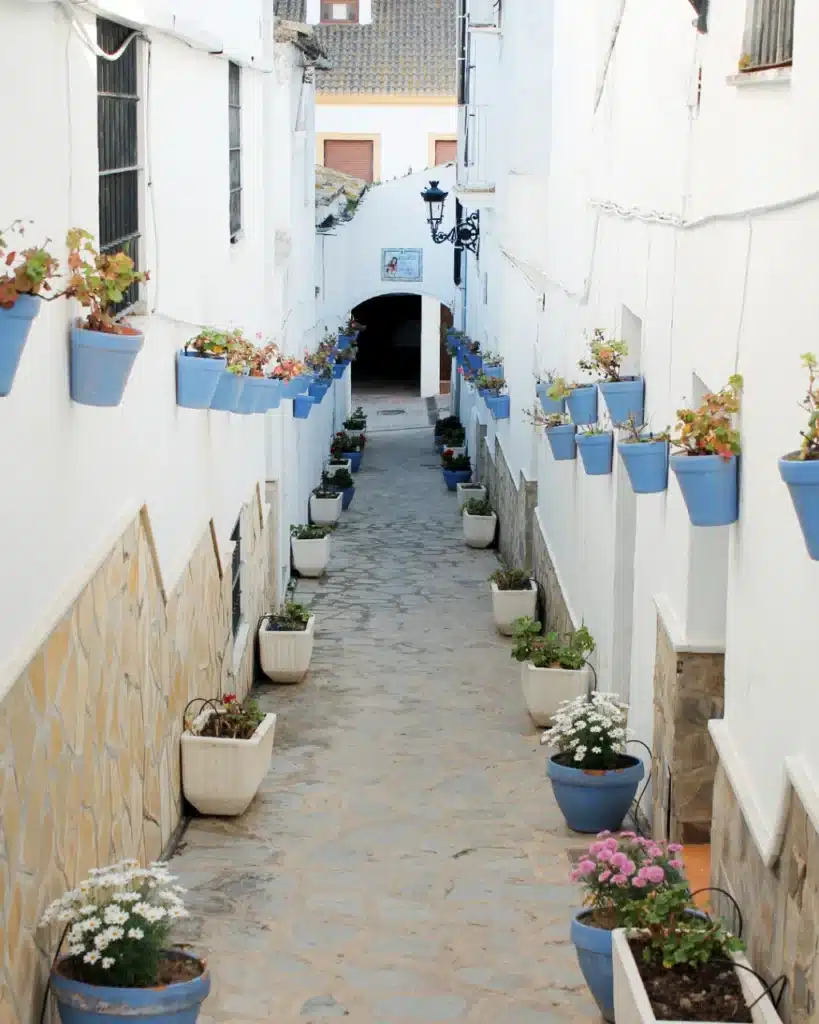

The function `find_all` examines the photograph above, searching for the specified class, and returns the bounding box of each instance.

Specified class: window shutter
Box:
[434,139,457,165]
[323,139,374,182]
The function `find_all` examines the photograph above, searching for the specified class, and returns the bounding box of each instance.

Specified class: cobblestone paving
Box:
[170,424,598,1023]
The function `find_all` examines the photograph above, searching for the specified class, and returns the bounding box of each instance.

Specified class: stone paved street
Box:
[170,414,598,1023]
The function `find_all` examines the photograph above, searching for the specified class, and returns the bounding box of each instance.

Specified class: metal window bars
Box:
[229,62,243,241]
[745,0,794,70]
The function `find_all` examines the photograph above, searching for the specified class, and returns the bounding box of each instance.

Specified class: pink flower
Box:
[669,859,684,870]
[596,848,612,863]
[668,843,683,852]
[604,838,619,851]
[647,846,663,858]
[644,865,665,884]
[578,859,596,876]
[590,842,605,856]
[621,859,636,877]
[569,869,581,883]
[611,874,628,886]
[632,877,647,888]
[610,852,628,870]
[598,870,612,882]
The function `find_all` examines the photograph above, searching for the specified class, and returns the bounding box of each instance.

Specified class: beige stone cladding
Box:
[651,613,725,843]
[0,487,272,1022]
[711,764,819,1024]
[478,431,537,574]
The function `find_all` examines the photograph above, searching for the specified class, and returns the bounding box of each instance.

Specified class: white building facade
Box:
[456,0,819,1011]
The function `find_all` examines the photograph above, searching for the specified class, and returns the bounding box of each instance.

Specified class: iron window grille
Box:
[230,519,242,639]
[229,63,243,241]
[97,18,141,313]
[321,1,359,23]
[742,0,794,70]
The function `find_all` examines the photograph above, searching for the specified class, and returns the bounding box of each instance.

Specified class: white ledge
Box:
[726,67,791,87]
[654,592,726,654]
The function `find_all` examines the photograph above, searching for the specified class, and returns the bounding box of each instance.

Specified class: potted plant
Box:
[669,375,742,527]
[343,408,367,434]
[457,480,487,509]
[63,229,150,407]
[618,418,670,494]
[553,375,598,426]
[482,352,504,379]
[327,455,353,476]
[579,330,644,425]
[489,568,536,635]
[209,330,252,413]
[462,497,497,548]
[248,340,284,412]
[543,412,578,461]
[293,393,315,418]
[310,479,343,525]
[512,618,594,725]
[181,694,276,816]
[0,221,60,396]
[291,523,333,577]
[442,450,472,490]
[40,860,210,1022]
[481,377,511,420]
[570,834,686,1023]
[543,692,644,833]
[306,341,334,401]
[177,328,229,409]
[272,355,309,399]
[612,884,778,1024]
[327,467,355,509]
[259,602,316,683]
[536,371,565,415]
[461,338,483,374]
[780,353,819,559]
[221,333,267,415]
[333,431,364,472]
[577,427,614,476]
[337,316,363,350]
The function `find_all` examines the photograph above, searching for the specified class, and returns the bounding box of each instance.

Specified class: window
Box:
[323,139,374,183]
[229,62,242,241]
[321,1,358,23]
[230,518,242,639]
[742,0,794,71]
[97,19,141,311]
[434,138,458,165]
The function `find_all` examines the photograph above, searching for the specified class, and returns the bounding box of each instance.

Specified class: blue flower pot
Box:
[309,380,331,402]
[256,377,282,412]
[465,353,483,373]
[280,377,302,399]
[618,440,669,494]
[344,451,362,473]
[237,376,267,414]
[536,382,565,416]
[670,454,738,526]
[546,753,644,833]
[70,325,144,407]
[50,951,210,1023]
[0,294,39,396]
[341,486,355,510]
[566,385,598,426]
[210,370,245,412]
[780,456,819,559]
[295,374,312,394]
[176,352,227,409]
[571,911,615,1023]
[487,394,510,420]
[599,377,644,426]
[577,432,613,476]
[337,334,354,351]
[546,424,577,461]
[483,364,503,379]
[293,394,314,419]
[443,468,472,491]
[332,362,347,379]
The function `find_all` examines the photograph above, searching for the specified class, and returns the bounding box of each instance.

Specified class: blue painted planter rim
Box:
[670,452,736,475]
[570,909,612,953]
[547,423,576,435]
[576,432,612,446]
[72,324,144,352]
[618,439,667,454]
[779,453,819,481]
[2,293,40,317]
[546,753,644,788]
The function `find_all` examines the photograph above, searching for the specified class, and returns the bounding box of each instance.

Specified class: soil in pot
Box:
[552,751,636,771]
[629,939,751,1023]
[58,954,205,986]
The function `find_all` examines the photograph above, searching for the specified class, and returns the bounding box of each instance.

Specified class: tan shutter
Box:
[323,139,374,183]
[434,139,457,165]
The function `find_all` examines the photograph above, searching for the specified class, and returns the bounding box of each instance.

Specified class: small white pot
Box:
[446,445,467,458]
[292,535,331,577]
[463,510,497,548]
[612,930,780,1024]
[310,492,342,525]
[520,662,589,726]
[259,615,315,683]
[456,482,486,510]
[326,459,352,475]
[490,580,537,635]
[344,425,366,437]
[182,711,277,816]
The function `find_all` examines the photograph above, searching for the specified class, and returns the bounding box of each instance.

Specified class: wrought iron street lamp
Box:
[420,181,480,256]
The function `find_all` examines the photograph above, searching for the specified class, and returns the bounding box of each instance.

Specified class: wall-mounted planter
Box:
[577,432,613,476]
[479,388,491,399]
[332,362,347,379]
[341,485,355,510]
[337,334,355,351]
[309,380,331,402]
[280,376,302,399]
[237,375,267,414]
[546,423,577,461]
[259,614,316,683]
[210,370,246,412]
[310,492,342,525]
[293,394,315,419]
[566,384,598,425]
[491,580,536,635]
[292,535,331,577]
[70,324,143,407]
[670,453,738,526]
[0,294,39,396]
[443,468,472,491]
[463,509,497,548]
[256,377,282,412]
[618,440,669,494]
[779,455,819,559]
[522,663,589,726]
[599,377,644,426]
[546,753,644,833]
[343,450,362,473]
[487,395,510,420]
[464,352,483,373]
[176,351,227,409]
[536,382,565,416]
[483,364,503,379]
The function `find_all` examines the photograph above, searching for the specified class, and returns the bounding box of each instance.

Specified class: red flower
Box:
[223,693,237,705]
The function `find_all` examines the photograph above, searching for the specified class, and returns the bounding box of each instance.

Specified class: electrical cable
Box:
[58,1,144,60]
[626,738,653,837]
[39,924,69,1024]
[689,887,744,938]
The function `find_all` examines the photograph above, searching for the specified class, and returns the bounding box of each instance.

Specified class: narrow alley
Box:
[169,402,598,1023]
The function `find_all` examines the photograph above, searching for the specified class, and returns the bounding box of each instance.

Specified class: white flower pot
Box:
[520,662,590,726]
[258,615,315,683]
[463,510,497,548]
[491,580,537,635]
[310,493,342,525]
[181,711,277,816]
[446,445,466,457]
[292,535,331,577]
[326,459,352,475]
[612,930,780,1024]
[456,482,486,509]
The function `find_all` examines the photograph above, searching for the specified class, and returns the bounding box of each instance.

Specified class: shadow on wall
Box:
[352,294,421,388]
